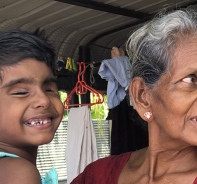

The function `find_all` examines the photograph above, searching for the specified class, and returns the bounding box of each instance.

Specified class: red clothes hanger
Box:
[64,62,104,110]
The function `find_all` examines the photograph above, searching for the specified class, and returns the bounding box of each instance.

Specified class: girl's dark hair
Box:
[0,29,56,75]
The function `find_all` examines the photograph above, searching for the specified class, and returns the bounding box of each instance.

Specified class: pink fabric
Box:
[71,152,197,184]
[193,177,197,184]
[71,152,131,184]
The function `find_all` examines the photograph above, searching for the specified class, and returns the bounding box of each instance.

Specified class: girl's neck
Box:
[0,142,38,165]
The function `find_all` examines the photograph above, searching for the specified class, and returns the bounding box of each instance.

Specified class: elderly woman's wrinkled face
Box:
[150,36,197,147]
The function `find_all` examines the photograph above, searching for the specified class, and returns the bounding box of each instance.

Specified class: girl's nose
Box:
[31,90,51,109]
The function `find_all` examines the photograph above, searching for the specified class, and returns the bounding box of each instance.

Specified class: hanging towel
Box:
[98,56,132,109]
[66,106,98,184]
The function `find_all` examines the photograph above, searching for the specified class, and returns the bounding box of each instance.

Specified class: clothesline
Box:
[56,43,125,66]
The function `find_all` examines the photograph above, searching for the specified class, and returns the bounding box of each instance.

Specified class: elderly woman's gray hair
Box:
[126,8,197,88]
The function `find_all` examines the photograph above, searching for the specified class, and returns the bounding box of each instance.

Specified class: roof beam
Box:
[55,0,149,19]
[87,1,197,45]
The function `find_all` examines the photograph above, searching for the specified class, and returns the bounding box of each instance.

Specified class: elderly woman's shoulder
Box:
[71,152,132,184]
[94,151,131,167]
[85,151,132,174]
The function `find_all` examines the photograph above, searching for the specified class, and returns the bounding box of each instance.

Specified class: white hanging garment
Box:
[66,106,98,184]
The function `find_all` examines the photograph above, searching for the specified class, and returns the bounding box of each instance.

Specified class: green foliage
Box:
[90,94,109,138]
[90,94,108,120]
[58,91,68,119]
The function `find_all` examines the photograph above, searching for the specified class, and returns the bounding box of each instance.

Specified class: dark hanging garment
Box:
[107,97,148,155]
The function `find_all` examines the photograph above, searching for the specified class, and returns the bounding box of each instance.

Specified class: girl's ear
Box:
[129,77,151,114]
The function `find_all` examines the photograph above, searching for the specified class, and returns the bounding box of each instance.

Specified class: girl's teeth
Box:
[43,119,49,124]
[25,118,51,126]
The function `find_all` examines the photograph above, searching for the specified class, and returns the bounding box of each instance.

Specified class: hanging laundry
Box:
[71,58,77,71]
[56,56,65,71]
[98,56,132,109]
[66,57,72,71]
[66,57,77,72]
[66,106,98,184]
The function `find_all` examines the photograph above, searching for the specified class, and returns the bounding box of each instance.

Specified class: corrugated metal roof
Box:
[0,0,196,62]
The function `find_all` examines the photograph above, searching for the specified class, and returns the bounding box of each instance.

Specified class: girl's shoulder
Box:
[0,152,41,184]
[0,151,18,158]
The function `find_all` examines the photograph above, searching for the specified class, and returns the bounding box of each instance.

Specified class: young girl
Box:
[0,29,64,184]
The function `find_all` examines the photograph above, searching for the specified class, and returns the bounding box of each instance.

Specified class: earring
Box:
[144,111,153,121]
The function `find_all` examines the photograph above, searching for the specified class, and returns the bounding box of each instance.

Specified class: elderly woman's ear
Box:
[130,77,152,114]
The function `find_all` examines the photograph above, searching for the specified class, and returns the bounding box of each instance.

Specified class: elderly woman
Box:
[71,8,197,184]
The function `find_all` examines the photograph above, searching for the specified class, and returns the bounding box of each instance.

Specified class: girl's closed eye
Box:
[45,87,59,95]
[46,88,54,92]
[44,83,58,95]
[11,90,29,95]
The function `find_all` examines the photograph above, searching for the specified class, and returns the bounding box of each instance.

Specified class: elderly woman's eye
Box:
[182,76,197,83]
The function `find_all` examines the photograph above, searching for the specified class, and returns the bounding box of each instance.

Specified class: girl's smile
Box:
[0,59,64,147]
